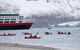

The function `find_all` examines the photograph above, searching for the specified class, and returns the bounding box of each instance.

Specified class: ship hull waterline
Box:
[0,23,32,30]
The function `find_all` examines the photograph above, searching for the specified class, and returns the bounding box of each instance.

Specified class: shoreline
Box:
[0,43,59,50]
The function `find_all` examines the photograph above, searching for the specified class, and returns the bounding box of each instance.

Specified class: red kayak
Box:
[45,32,52,35]
[24,37,41,39]
[0,34,16,36]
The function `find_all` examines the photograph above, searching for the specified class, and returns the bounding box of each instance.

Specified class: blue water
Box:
[0,27,80,50]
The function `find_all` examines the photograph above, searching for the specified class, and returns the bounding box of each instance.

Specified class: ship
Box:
[0,14,32,30]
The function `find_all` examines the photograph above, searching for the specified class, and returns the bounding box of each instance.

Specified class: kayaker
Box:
[61,32,63,34]
[4,33,6,35]
[34,35,37,38]
[34,33,38,38]
[68,32,71,35]
[29,34,33,38]
[24,32,28,34]
[8,33,11,35]
[45,32,49,34]
[58,32,61,34]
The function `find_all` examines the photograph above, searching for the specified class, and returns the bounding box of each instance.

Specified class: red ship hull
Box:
[0,23,32,30]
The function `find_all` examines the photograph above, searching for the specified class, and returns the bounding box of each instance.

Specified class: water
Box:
[0,27,80,50]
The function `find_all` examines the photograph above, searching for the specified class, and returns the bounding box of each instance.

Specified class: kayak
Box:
[24,37,41,39]
[0,34,16,36]
[45,32,52,35]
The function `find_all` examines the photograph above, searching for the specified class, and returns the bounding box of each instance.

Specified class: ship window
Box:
[0,21,3,23]
[5,19,10,20]
[11,19,16,20]
[19,16,23,20]
[19,21,22,23]
[10,21,16,23]
[4,21,9,23]
[0,19,3,20]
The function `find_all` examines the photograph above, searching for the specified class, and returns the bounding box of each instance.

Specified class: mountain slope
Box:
[0,0,19,14]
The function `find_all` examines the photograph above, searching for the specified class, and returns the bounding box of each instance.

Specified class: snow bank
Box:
[58,21,80,26]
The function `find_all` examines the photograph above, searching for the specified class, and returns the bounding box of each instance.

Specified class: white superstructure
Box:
[0,14,24,23]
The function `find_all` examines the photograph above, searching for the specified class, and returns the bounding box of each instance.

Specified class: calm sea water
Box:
[0,27,80,50]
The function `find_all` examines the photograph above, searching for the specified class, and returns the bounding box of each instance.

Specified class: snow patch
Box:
[58,21,80,26]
